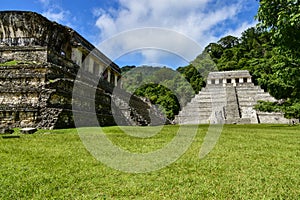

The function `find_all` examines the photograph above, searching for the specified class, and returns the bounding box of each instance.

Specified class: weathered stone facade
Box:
[176,70,290,124]
[0,11,160,129]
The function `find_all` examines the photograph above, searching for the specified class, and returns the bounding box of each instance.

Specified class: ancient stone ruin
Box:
[176,70,290,124]
[0,11,161,129]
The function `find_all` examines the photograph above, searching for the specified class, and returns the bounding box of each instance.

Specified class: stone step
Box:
[225,118,251,124]
[176,117,211,124]
[239,98,275,103]
[178,112,212,117]
[180,107,212,112]
[239,103,259,107]
[237,92,271,97]
[237,89,265,93]
[200,91,226,95]
[178,113,212,119]
[0,74,45,79]
[236,85,259,89]
[194,94,227,99]
[237,93,269,98]
[179,111,212,117]
[191,100,226,105]
[195,93,227,100]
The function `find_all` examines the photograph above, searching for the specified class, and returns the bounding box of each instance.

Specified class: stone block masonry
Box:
[0,11,162,129]
[175,70,290,124]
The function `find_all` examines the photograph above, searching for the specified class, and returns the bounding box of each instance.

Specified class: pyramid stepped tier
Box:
[175,70,290,124]
[177,86,227,124]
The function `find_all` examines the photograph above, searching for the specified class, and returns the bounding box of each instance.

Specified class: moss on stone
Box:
[0,60,36,66]
[0,60,18,66]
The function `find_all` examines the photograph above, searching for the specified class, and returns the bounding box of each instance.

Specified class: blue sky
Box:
[0,0,259,69]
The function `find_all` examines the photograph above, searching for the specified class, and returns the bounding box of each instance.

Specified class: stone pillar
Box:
[107,70,111,83]
[118,78,122,88]
[223,79,226,87]
[71,48,82,67]
[247,77,251,83]
[232,78,236,86]
[89,58,94,73]
[207,79,212,85]
[239,78,244,83]
[114,74,118,86]
[99,65,104,75]
[215,79,220,84]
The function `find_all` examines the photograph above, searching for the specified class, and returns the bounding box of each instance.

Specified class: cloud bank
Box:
[38,0,71,26]
[94,0,257,65]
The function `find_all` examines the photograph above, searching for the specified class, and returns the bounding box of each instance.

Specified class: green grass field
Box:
[1,124,300,199]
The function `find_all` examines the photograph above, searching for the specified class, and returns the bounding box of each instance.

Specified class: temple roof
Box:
[207,70,251,79]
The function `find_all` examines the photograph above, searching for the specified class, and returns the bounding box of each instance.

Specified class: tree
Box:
[121,65,136,73]
[134,83,180,120]
[217,35,239,49]
[240,27,266,51]
[257,0,300,53]
[121,66,197,120]
[256,0,300,119]
[177,64,205,94]
[204,43,224,60]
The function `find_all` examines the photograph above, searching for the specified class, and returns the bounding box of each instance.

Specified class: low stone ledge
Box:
[0,127,14,134]
[20,127,37,134]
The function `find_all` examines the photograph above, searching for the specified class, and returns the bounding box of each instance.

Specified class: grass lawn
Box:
[0,124,300,199]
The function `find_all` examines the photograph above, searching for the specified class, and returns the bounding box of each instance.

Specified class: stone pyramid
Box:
[175,70,289,124]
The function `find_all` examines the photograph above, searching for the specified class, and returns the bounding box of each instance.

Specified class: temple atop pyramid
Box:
[175,70,289,124]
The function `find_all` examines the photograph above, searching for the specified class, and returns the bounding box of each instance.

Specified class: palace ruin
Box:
[176,70,290,124]
[0,11,159,129]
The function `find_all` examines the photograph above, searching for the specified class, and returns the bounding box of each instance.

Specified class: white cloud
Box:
[38,0,50,7]
[98,28,203,64]
[42,9,67,23]
[38,0,72,26]
[94,0,255,65]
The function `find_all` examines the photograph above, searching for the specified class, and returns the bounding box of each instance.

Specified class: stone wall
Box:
[257,112,290,124]
[0,52,157,129]
[0,46,47,63]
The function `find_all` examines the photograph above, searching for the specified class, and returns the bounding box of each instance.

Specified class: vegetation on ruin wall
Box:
[0,60,18,66]
[0,60,34,66]
[122,0,300,120]
[0,125,300,199]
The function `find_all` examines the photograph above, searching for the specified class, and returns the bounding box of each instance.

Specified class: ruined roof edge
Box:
[0,10,120,73]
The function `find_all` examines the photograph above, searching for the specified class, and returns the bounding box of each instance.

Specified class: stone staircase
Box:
[176,86,227,124]
[225,86,240,119]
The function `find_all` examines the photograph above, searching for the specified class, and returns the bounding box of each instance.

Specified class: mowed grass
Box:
[0,124,300,199]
